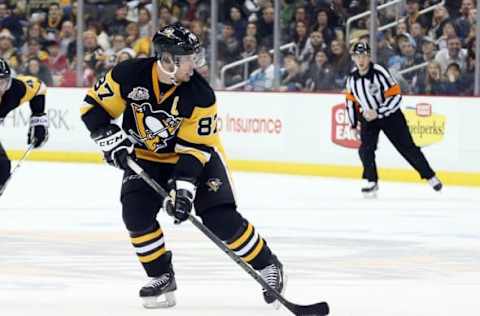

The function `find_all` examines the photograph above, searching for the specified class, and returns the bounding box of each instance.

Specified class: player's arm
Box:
[345,77,359,128]
[80,70,133,170]
[17,76,49,148]
[373,64,402,115]
[164,102,220,224]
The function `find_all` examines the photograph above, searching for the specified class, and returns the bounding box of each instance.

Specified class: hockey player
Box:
[0,58,49,196]
[80,24,285,308]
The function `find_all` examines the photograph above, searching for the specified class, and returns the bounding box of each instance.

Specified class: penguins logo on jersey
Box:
[206,178,223,192]
[129,102,182,151]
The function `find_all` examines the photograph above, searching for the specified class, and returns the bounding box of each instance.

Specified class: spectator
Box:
[302,30,328,70]
[137,5,153,38]
[245,22,259,44]
[303,50,335,92]
[0,29,20,72]
[443,62,464,94]
[455,0,476,41]
[311,8,335,44]
[58,20,75,56]
[410,22,426,51]
[436,20,458,50]
[376,32,395,66]
[44,39,67,85]
[429,5,450,40]
[404,0,430,31]
[289,21,310,69]
[107,3,129,36]
[415,61,448,94]
[286,6,309,40]
[0,3,24,47]
[24,57,53,86]
[240,35,258,74]
[434,35,467,73]
[229,5,247,42]
[276,54,303,92]
[22,38,49,64]
[257,6,274,48]
[81,30,107,79]
[244,48,274,91]
[42,2,69,40]
[158,5,176,29]
[420,36,438,62]
[125,22,150,56]
[105,34,128,70]
[86,20,110,52]
[329,39,351,90]
[218,22,241,67]
[180,0,210,27]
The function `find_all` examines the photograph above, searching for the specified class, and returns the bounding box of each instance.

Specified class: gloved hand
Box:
[363,109,378,122]
[28,114,49,148]
[91,124,135,170]
[163,178,196,224]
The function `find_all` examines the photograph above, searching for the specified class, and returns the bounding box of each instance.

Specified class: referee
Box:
[345,41,442,197]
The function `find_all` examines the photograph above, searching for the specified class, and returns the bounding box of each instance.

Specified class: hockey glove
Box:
[164,178,196,224]
[28,114,49,148]
[91,124,134,170]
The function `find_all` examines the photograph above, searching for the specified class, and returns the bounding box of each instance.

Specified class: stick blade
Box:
[289,301,330,316]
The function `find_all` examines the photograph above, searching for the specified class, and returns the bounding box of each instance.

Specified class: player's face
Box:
[352,53,370,72]
[0,77,11,96]
[174,54,195,82]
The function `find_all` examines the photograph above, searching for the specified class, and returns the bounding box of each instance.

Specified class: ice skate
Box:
[139,271,177,309]
[361,180,378,199]
[260,255,286,309]
[428,176,442,192]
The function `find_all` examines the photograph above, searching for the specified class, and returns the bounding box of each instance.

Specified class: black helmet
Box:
[351,41,370,55]
[153,23,200,59]
[0,58,11,79]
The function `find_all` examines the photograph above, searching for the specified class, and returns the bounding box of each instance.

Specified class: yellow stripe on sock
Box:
[244,238,265,263]
[228,224,253,250]
[131,228,162,245]
[138,247,167,263]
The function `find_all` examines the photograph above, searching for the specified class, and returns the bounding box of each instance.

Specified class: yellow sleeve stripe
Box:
[228,224,253,250]
[244,238,265,263]
[138,247,167,263]
[131,228,163,245]
[80,103,94,115]
[175,144,211,164]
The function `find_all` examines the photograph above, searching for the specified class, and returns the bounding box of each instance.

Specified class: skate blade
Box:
[272,274,288,310]
[142,291,176,309]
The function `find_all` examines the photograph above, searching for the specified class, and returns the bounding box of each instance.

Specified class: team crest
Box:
[368,82,380,96]
[129,102,182,151]
[128,87,150,101]
[206,178,223,192]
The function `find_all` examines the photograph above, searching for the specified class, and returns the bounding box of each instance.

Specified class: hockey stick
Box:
[126,158,330,316]
[0,143,35,197]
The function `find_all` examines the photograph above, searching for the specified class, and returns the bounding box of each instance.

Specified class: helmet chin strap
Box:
[157,59,179,86]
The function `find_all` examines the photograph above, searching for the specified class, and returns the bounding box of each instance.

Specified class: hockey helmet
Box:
[153,23,200,59]
[351,41,371,55]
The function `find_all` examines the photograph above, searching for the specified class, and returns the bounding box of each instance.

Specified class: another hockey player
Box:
[0,58,49,197]
[80,24,285,308]
[345,42,442,198]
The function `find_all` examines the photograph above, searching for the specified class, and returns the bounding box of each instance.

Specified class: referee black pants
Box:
[358,110,435,182]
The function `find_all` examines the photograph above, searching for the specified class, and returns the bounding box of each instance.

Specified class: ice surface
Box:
[1,162,479,316]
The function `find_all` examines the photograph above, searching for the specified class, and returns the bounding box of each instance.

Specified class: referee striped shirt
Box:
[345,63,402,128]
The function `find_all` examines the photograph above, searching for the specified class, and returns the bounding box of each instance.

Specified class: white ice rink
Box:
[1,161,479,316]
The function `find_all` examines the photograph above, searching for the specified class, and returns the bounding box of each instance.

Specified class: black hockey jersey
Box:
[81,57,223,177]
[0,76,47,119]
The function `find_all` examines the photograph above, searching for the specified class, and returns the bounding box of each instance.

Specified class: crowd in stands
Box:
[0,0,477,96]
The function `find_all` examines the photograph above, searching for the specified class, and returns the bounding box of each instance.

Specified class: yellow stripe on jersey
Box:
[138,248,167,263]
[176,103,222,165]
[17,76,45,105]
[244,238,265,263]
[134,149,179,164]
[131,228,163,245]
[151,64,177,104]
[228,224,254,250]
[85,70,125,118]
